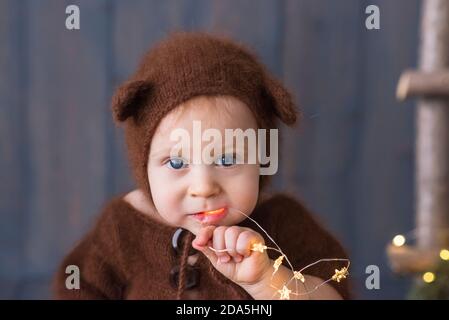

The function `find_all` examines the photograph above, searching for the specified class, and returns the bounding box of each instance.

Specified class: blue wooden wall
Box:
[0,0,420,299]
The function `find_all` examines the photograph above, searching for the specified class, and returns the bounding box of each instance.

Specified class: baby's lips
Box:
[203,207,226,216]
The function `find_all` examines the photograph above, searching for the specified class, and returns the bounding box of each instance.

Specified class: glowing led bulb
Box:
[332,267,349,283]
[440,249,449,261]
[423,272,435,283]
[272,255,284,276]
[392,234,406,247]
[251,242,267,253]
[293,271,305,283]
[278,285,292,300]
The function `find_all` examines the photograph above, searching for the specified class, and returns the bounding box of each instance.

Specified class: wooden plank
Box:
[282,0,364,295]
[208,0,285,74]
[282,0,361,245]
[24,0,110,295]
[0,0,28,298]
[351,0,420,298]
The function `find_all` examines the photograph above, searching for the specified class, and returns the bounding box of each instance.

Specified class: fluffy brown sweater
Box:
[53,192,351,299]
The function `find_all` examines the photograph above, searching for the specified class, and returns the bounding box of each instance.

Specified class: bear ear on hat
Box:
[112,80,153,123]
[262,74,299,126]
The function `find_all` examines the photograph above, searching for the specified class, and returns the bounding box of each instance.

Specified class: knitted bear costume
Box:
[53,32,351,299]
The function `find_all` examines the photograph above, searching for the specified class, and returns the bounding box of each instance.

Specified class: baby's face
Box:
[147,96,260,235]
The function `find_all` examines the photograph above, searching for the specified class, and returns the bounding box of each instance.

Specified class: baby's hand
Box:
[192,226,272,286]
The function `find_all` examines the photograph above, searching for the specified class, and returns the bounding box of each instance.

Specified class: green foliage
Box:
[408,260,449,300]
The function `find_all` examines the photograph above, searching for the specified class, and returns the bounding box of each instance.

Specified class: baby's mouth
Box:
[191,207,228,224]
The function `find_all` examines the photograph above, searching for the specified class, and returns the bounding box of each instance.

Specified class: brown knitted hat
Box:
[111,32,299,201]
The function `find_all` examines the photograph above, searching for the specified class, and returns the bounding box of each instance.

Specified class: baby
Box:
[53,32,350,300]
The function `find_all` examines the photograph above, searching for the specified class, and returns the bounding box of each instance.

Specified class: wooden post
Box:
[416,0,449,250]
[388,0,449,274]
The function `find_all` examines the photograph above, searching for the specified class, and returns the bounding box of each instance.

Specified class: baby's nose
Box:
[188,165,220,198]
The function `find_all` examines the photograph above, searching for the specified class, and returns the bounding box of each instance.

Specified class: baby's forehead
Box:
[155,95,259,136]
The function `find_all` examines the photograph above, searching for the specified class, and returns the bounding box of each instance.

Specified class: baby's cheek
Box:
[156,192,183,221]
[148,174,183,224]
[226,170,259,214]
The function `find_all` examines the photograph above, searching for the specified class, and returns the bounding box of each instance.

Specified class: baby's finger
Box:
[224,226,243,260]
[213,226,230,262]
[236,230,264,257]
[192,225,215,248]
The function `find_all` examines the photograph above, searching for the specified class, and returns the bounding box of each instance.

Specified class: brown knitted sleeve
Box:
[256,193,352,299]
[52,200,127,299]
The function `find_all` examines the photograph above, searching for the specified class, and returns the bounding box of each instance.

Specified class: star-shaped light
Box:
[272,255,284,276]
[331,267,349,283]
[293,271,305,283]
[251,242,268,253]
[278,285,292,300]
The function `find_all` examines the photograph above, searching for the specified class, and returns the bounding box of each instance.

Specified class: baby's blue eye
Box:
[215,154,236,167]
[166,157,188,170]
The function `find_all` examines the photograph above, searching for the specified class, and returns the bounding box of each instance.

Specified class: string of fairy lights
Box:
[206,207,350,300]
[391,231,449,283]
[198,204,449,297]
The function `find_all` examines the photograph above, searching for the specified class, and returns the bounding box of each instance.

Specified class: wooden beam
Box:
[387,244,439,274]
[397,70,449,100]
